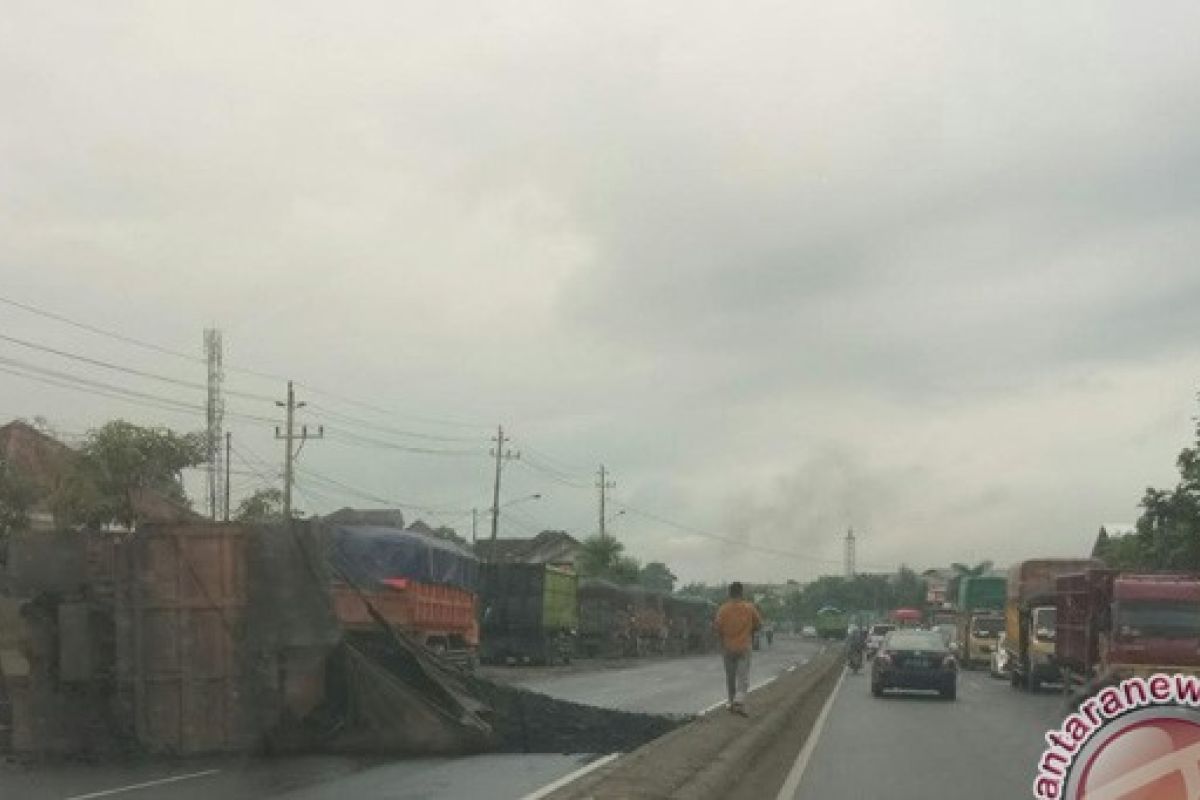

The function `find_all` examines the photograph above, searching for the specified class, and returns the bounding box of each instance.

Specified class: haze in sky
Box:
[2,2,1199,582]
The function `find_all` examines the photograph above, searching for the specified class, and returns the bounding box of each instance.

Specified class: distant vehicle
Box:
[815,606,850,639]
[927,608,957,629]
[888,608,923,628]
[963,613,1004,668]
[866,623,895,657]
[1005,559,1102,691]
[479,563,578,666]
[1056,569,1200,692]
[955,576,1007,667]
[872,629,958,700]
[990,632,1012,679]
[801,625,818,638]
[934,623,959,656]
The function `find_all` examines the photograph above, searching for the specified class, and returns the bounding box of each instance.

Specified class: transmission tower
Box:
[204,328,225,521]
[844,527,856,578]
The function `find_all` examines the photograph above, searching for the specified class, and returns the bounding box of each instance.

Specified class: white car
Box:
[865,623,895,657]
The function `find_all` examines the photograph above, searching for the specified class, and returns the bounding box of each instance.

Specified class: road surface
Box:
[784,666,1067,800]
[0,638,818,800]
[508,635,822,715]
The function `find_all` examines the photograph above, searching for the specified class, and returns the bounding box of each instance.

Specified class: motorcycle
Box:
[847,646,863,674]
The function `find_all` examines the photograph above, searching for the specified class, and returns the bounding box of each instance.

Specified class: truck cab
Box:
[1106,575,1200,679]
[1006,558,1101,692]
[962,612,1005,667]
[1055,570,1200,693]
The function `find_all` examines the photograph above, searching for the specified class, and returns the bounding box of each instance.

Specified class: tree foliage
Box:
[577,535,641,584]
[1095,401,1200,570]
[782,567,928,628]
[235,487,286,524]
[55,421,205,529]
[0,458,40,561]
[639,561,678,592]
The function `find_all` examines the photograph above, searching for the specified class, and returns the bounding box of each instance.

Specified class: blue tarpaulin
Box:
[328,525,479,592]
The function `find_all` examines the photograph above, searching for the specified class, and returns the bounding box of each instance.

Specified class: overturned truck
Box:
[0,521,680,758]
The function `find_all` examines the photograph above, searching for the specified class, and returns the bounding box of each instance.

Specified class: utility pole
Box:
[275,381,323,522]
[488,426,520,545]
[597,465,616,539]
[471,508,478,545]
[204,329,225,521]
[223,431,231,522]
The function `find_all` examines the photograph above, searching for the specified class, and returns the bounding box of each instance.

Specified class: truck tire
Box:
[1010,667,1023,690]
[941,682,957,701]
[871,681,883,698]
[1027,670,1042,692]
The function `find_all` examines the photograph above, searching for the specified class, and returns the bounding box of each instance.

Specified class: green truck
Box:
[955,576,1006,667]
[479,563,579,665]
[815,606,850,640]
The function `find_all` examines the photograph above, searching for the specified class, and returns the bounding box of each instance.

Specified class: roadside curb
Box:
[544,647,843,800]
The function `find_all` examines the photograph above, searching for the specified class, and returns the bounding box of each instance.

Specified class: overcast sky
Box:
[2,2,1199,583]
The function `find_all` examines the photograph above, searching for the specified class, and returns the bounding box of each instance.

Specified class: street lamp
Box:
[502,493,542,509]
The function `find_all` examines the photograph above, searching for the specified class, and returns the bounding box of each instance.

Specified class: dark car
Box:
[871,629,958,700]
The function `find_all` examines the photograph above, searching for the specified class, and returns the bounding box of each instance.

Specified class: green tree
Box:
[577,535,625,577]
[1094,400,1200,570]
[56,421,205,529]
[0,458,40,562]
[577,535,645,584]
[609,555,642,585]
[639,561,678,592]
[234,487,286,524]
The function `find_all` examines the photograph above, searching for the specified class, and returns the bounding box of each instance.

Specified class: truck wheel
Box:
[1010,668,1023,690]
[941,683,957,701]
[871,681,883,698]
[1027,671,1041,692]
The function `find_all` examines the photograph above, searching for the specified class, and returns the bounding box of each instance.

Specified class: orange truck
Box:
[328,525,480,668]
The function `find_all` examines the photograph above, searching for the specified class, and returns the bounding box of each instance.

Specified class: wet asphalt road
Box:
[0,638,819,800]
[510,635,823,715]
[787,664,1067,800]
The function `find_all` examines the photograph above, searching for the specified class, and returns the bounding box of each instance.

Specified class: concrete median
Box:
[544,646,844,800]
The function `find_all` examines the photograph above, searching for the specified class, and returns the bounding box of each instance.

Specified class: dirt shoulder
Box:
[546,647,841,800]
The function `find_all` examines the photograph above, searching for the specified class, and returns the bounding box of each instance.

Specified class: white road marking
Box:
[62,769,221,800]
[520,753,620,800]
[774,668,846,800]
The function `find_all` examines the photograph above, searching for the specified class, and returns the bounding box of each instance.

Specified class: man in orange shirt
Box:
[714,581,763,715]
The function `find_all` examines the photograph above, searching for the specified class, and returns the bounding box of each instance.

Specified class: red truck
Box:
[1056,569,1200,692]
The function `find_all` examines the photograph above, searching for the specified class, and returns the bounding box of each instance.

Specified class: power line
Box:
[0,292,494,431]
[322,426,485,458]
[519,457,591,489]
[524,445,594,476]
[303,402,481,443]
[614,500,890,569]
[0,355,279,426]
[0,330,276,402]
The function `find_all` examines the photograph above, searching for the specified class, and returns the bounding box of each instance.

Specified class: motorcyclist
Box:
[846,625,867,670]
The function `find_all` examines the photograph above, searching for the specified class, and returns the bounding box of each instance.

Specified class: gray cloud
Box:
[2,2,1199,583]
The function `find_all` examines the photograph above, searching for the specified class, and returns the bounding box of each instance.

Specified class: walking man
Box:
[714,581,763,716]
